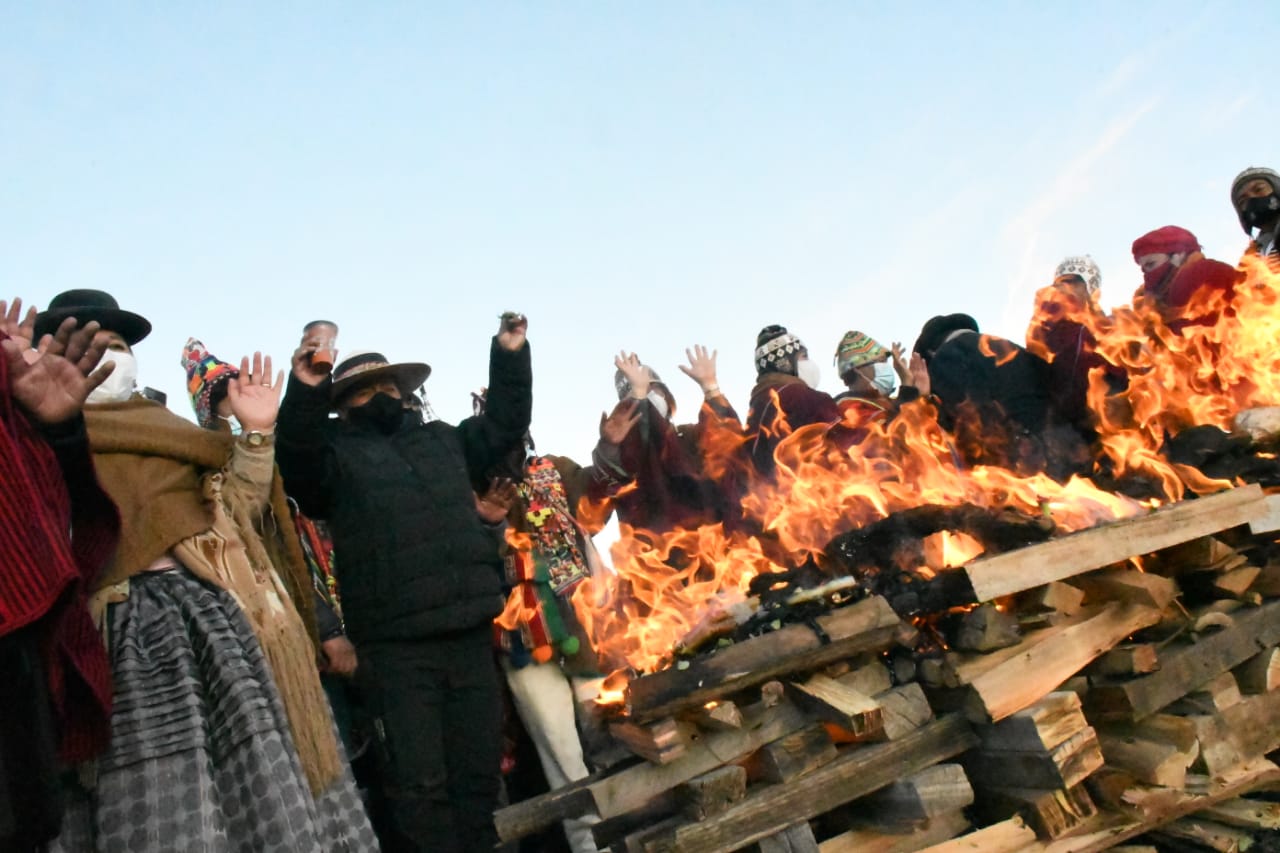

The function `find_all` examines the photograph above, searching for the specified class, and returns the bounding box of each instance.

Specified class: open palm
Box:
[226,353,284,433]
[3,318,114,425]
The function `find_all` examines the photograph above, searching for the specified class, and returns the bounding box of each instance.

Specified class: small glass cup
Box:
[304,320,339,373]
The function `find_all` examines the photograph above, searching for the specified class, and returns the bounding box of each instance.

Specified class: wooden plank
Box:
[1096,731,1194,788]
[1195,797,1280,831]
[964,603,1162,723]
[964,485,1266,602]
[626,596,902,722]
[1010,759,1280,853]
[609,718,696,765]
[1168,671,1243,715]
[756,724,837,784]
[1248,492,1280,534]
[1233,647,1280,694]
[787,674,882,736]
[645,714,978,853]
[495,772,601,843]
[860,764,974,824]
[1068,567,1178,610]
[1016,582,1085,617]
[915,816,1036,853]
[1151,816,1253,852]
[977,692,1088,753]
[588,700,811,822]
[1085,599,1280,721]
[756,822,820,853]
[964,727,1104,790]
[818,811,971,853]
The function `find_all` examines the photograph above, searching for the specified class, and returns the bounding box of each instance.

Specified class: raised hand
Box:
[291,333,334,387]
[614,351,650,399]
[908,352,931,398]
[891,342,912,385]
[599,399,642,445]
[476,477,518,524]
[497,312,528,352]
[0,298,37,352]
[678,344,720,392]
[3,318,115,425]
[227,353,284,433]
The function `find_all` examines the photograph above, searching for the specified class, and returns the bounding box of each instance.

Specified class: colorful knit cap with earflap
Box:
[834,330,888,377]
[180,337,239,429]
[1054,255,1101,295]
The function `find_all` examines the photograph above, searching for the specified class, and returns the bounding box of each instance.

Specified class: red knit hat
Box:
[1132,225,1199,259]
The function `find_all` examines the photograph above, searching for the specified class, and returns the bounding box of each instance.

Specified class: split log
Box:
[962,484,1266,602]
[837,658,893,697]
[874,683,935,742]
[684,700,743,732]
[1147,536,1238,575]
[609,718,696,765]
[1249,491,1280,534]
[953,604,1021,652]
[1096,731,1196,788]
[858,764,974,824]
[675,765,746,821]
[625,595,901,723]
[1195,797,1280,831]
[1085,598,1280,721]
[976,691,1088,753]
[1232,647,1280,694]
[755,724,837,784]
[1068,566,1178,610]
[1182,566,1262,602]
[976,784,1096,840]
[1168,671,1243,715]
[633,714,978,853]
[1250,565,1280,597]
[787,675,882,737]
[817,811,971,853]
[963,727,1104,790]
[1016,582,1085,617]
[1088,644,1161,677]
[962,602,1162,723]
[1151,816,1254,852]
[1190,686,1280,777]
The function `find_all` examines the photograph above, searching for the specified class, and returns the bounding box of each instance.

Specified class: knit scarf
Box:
[84,399,339,794]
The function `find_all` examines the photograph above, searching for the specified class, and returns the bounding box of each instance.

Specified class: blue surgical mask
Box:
[871,361,896,395]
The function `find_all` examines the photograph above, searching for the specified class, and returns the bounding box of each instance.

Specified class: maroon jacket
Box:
[1135,253,1241,333]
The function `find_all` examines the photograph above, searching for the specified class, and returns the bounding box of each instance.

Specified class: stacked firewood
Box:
[494,483,1280,853]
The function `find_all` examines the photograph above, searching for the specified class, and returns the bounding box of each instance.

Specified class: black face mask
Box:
[349,392,407,435]
[1243,194,1280,229]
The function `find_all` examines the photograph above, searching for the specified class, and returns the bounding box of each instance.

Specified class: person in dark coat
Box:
[1232,166,1280,264]
[1131,225,1242,333]
[914,313,1090,480]
[276,316,532,853]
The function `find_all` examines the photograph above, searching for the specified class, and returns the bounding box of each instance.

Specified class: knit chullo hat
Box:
[1054,255,1101,295]
[181,337,239,429]
[755,325,806,373]
[834,330,888,377]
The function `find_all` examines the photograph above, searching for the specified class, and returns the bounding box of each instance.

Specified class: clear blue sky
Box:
[2,2,1272,471]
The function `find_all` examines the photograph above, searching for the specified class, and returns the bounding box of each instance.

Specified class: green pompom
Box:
[560,636,580,656]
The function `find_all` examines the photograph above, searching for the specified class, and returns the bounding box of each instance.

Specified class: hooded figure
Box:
[36,291,377,853]
[1131,225,1241,332]
[1232,166,1280,261]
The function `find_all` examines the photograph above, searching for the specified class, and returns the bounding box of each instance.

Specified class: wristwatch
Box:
[242,429,275,448]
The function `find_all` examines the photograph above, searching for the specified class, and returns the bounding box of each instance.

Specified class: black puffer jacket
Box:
[276,339,532,644]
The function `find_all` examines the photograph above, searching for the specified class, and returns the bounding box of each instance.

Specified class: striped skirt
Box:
[52,568,379,852]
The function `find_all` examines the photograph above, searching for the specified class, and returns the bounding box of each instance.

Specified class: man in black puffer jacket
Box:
[276,315,531,853]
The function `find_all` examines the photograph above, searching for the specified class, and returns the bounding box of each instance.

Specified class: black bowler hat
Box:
[34,289,152,346]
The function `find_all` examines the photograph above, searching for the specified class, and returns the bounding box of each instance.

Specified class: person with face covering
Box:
[1025,256,1127,432]
[275,316,531,853]
[1130,225,1241,333]
[0,298,120,853]
[606,347,743,536]
[746,325,850,477]
[1232,166,1280,263]
[29,291,377,853]
[832,330,930,430]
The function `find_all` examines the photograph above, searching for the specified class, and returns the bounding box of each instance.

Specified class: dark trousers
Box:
[359,628,503,853]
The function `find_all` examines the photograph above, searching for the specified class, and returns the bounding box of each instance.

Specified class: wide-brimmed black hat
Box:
[34,289,152,346]
[330,350,432,404]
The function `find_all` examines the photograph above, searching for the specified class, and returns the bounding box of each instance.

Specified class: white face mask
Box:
[871,361,897,395]
[646,390,670,420]
[86,350,139,404]
[796,358,821,390]
[219,414,242,436]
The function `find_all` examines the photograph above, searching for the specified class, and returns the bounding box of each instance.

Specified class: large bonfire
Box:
[519,255,1280,697]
